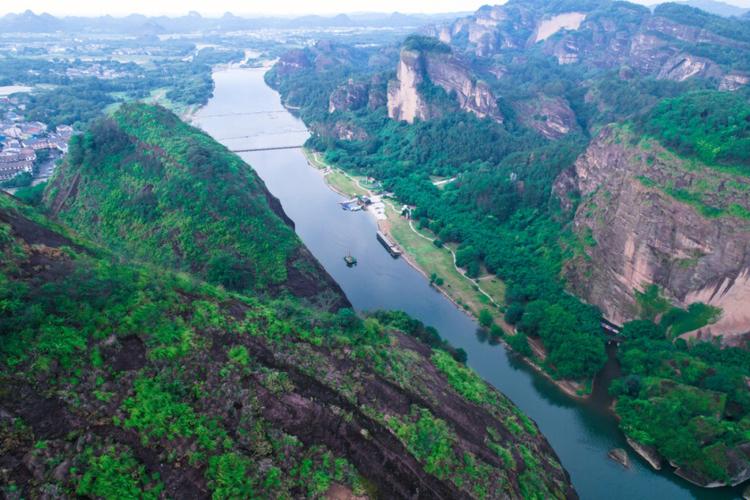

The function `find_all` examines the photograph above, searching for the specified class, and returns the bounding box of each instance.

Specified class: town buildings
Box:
[0,102,71,182]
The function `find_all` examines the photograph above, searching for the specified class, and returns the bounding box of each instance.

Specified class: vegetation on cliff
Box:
[640,90,750,173]
[653,3,750,44]
[612,313,750,486]
[0,108,573,498]
[402,35,451,54]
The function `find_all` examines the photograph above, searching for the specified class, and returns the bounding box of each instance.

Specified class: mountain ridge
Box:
[45,103,350,311]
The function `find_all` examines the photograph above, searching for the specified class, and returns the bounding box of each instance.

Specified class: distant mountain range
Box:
[654,0,749,17]
[3,2,748,35]
[0,9,468,34]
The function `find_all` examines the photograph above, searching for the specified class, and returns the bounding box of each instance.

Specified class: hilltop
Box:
[45,103,348,311]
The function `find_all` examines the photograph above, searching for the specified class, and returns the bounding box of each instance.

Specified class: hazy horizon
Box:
[4,0,749,18]
[0,1,492,18]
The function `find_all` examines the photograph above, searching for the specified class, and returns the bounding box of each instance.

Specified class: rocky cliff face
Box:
[425,4,536,56]
[719,72,750,91]
[556,127,750,345]
[265,40,388,94]
[387,48,502,124]
[656,52,723,82]
[329,75,388,114]
[424,1,750,90]
[513,95,579,139]
[387,49,429,123]
[533,12,587,43]
[329,79,369,113]
[312,120,369,142]
[265,48,313,85]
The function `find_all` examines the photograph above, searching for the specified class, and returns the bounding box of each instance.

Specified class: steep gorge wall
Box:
[387,48,503,124]
[557,127,750,345]
[387,49,429,123]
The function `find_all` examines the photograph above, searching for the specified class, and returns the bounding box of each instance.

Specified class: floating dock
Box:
[376,231,402,258]
[339,198,362,211]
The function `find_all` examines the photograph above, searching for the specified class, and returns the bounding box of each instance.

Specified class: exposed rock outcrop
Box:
[642,14,748,50]
[607,448,630,468]
[424,1,750,85]
[719,72,750,91]
[329,79,370,113]
[387,46,502,124]
[265,48,312,85]
[533,12,586,43]
[626,437,663,470]
[424,4,536,56]
[312,120,369,142]
[387,49,429,123]
[328,75,388,115]
[656,52,723,82]
[269,43,392,118]
[543,4,649,69]
[513,95,578,139]
[556,127,750,345]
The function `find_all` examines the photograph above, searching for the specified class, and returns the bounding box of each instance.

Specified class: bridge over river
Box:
[230,145,303,153]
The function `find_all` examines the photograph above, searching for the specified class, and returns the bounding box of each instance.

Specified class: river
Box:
[193,67,742,500]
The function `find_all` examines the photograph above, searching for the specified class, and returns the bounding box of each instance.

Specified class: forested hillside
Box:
[639,90,750,171]
[0,102,574,497]
[45,103,348,311]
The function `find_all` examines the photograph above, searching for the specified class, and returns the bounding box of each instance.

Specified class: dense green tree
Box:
[478,309,493,329]
[621,320,664,341]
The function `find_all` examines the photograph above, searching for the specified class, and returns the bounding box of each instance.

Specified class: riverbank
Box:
[303,149,504,316]
[303,148,593,399]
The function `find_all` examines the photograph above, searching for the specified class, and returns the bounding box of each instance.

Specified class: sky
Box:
[1,0,749,17]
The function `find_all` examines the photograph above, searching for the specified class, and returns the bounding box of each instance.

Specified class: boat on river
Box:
[339,198,362,211]
[376,230,401,258]
[344,252,357,267]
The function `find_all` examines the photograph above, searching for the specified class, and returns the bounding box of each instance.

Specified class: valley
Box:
[193,65,746,499]
[1,0,749,497]
[263,0,750,493]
